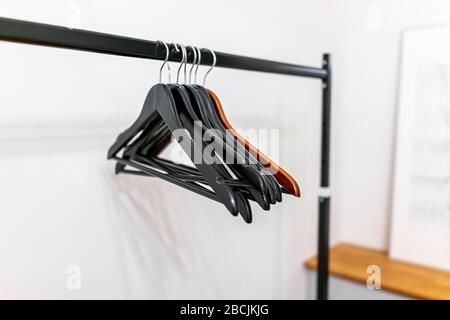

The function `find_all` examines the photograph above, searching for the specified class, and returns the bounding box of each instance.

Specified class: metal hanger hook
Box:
[173,43,183,83]
[157,40,171,83]
[203,48,216,86]
[194,46,201,84]
[174,43,188,84]
[188,45,197,84]
[181,44,187,84]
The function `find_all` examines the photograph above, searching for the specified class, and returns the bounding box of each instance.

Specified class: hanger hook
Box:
[194,46,201,85]
[157,40,170,83]
[203,48,216,86]
[173,43,182,84]
[188,45,197,84]
[174,43,188,84]
[181,44,187,84]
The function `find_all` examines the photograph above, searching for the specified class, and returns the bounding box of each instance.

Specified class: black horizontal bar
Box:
[0,16,327,79]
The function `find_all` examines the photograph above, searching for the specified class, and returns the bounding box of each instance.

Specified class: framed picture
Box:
[390,24,450,270]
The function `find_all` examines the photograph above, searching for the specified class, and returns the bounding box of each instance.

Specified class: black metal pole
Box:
[0,17,327,79]
[317,53,331,300]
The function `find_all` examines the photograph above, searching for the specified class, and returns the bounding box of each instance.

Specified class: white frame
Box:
[390,24,450,269]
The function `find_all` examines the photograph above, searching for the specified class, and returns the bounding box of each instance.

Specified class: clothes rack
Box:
[0,16,332,300]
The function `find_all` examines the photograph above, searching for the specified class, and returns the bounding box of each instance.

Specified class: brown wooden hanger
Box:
[207,89,301,197]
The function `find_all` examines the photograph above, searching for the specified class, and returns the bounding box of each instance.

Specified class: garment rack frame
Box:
[0,16,332,300]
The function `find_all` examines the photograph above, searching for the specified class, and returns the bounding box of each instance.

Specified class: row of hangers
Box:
[108,42,300,223]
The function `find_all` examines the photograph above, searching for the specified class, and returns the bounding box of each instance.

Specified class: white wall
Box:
[332,0,450,250]
[1,0,449,299]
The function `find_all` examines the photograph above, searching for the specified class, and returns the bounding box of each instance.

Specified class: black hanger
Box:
[193,45,284,203]
[113,114,170,174]
[113,85,258,220]
[193,84,283,203]
[185,84,282,205]
[171,83,269,211]
[115,118,257,194]
[169,84,253,222]
[118,84,269,212]
[120,42,274,212]
[108,83,245,218]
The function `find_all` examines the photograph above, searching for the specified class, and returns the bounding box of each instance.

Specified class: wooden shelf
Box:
[304,243,450,300]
